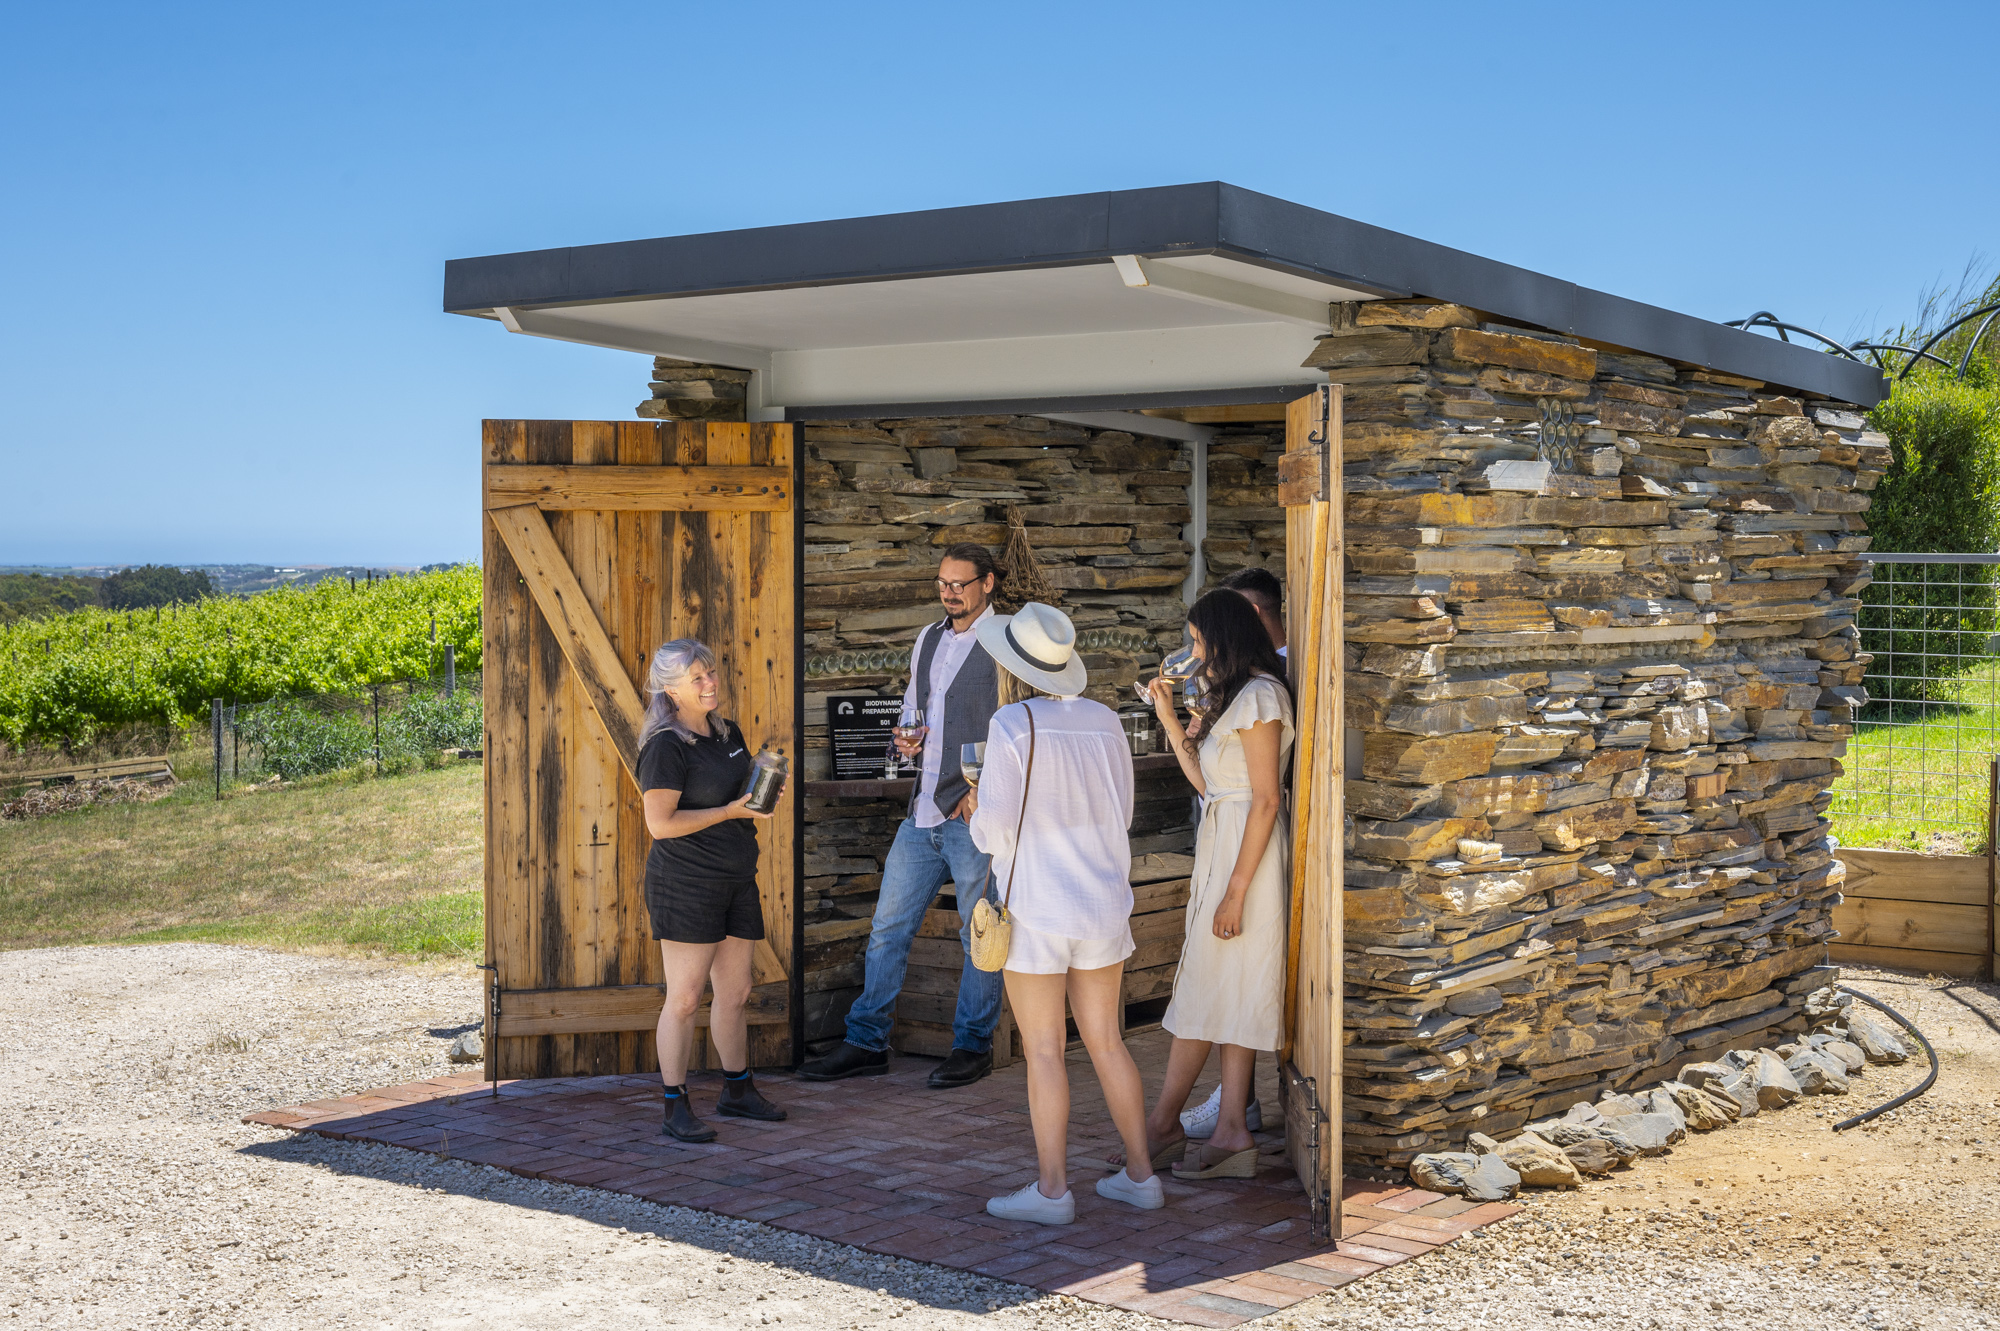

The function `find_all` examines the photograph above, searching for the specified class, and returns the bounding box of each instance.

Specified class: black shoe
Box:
[798,1041,890,1081]
[662,1089,717,1143]
[716,1071,788,1121]
[927,1046,993,1089]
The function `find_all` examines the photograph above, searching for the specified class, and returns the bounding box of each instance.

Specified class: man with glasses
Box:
[801,544,1006,1088]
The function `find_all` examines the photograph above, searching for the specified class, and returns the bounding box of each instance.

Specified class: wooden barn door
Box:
[1281,384,1344,1242]
[481,420,799,1079]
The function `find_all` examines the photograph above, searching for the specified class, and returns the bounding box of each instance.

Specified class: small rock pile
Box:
[1409,985,1913,1199]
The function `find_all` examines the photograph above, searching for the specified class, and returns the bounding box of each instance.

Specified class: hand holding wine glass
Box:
[1135,644,1199,720]
[892,707,927,758]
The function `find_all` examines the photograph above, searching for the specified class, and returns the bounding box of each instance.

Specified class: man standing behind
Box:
[1217,567,1286,657]
[801,544,1006,1088]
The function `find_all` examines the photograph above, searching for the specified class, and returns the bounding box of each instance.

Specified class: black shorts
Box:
[646,876,765,945]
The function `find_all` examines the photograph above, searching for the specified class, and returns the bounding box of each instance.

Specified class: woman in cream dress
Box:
[1134,590,1294,1179]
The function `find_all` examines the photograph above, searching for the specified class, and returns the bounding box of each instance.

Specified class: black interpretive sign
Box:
[827,696,904,779]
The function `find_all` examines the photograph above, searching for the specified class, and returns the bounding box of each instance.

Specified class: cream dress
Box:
[1162,674,1295,1051]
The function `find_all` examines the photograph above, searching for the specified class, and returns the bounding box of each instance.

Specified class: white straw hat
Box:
[976,602,1088,697]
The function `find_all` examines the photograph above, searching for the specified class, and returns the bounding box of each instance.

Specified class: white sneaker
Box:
[1095,1167,1165,1210]
[986,1179,1075,1225]
[1179,1085,1263,1139]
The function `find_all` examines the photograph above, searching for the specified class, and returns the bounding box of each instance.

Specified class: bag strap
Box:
[998,703,1036,911]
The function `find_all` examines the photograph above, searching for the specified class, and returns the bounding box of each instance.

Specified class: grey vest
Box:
[910,618,1000,820]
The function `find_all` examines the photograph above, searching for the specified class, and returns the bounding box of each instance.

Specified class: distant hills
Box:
[0,562,470,624]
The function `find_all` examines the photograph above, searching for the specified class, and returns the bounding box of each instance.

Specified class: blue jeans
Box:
[842,816,1003,1054]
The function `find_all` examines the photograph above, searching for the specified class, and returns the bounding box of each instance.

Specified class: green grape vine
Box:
[0,567,482,747]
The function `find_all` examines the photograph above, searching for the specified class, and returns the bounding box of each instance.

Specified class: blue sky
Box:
[3,1,1995,567]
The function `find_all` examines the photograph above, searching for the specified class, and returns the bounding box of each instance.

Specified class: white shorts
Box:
[1005,921,1135,975]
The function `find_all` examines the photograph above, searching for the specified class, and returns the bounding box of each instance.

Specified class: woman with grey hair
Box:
[637,637,787,1142]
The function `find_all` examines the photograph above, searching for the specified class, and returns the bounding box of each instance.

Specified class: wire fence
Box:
[1,660,484,808]
[212,664,483,795]
[1831,553,2000,849]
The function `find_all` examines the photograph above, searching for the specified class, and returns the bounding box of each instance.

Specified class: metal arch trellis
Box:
[1725,305,2000,382]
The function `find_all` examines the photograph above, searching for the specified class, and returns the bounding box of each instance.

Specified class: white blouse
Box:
[968,697,1135,942]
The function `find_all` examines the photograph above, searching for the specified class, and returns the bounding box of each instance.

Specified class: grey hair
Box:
[639,638,719,748]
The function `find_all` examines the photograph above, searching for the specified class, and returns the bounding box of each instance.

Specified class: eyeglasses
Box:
[935,578,984,594]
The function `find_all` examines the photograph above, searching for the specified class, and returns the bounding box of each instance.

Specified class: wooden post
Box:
[1279,383,1343,1244]
[445,643,457,698]
[211,698,222,802]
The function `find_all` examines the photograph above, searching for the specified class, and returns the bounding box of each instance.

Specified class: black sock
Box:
[662,1084,686,1100]
[723,1068,750,1082]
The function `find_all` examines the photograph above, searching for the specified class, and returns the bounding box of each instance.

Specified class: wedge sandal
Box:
[1171,1145,1257,1180]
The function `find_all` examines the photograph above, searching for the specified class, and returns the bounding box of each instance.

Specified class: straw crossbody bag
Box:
[968,704,1036,973]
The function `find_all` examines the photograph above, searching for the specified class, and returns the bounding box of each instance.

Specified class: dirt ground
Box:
[1308,964,2000,1331]
[2,946,1996,1331]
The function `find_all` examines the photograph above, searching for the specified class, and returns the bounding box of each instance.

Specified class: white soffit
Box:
[498,256,1372,408]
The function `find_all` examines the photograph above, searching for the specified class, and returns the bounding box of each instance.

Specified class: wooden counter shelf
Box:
[802,751,1187,799]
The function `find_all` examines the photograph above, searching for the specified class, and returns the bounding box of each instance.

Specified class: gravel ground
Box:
[3,946,1997,1331]
[0,945,1139,1331]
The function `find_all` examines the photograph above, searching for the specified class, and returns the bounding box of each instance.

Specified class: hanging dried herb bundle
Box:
[998,507,1061,609]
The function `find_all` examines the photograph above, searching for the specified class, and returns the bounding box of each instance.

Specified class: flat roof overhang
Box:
[444,183,1887,412]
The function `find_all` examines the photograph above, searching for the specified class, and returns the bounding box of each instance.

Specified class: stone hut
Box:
[448,184,1886,1202]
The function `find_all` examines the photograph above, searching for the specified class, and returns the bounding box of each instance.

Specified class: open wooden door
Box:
[481,420,800,1079]
[1281,385,1344,1242]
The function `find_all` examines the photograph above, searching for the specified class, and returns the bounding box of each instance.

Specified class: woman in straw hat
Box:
[964,602,1161,1224]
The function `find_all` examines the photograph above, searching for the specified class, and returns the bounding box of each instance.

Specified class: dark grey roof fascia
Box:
[445,182,1886,406]
[1209,188,1884,405]
[442,185,1258,312]
[782,383,1319,422]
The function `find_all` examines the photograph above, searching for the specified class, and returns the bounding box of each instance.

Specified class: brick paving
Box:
[248,1030,1515,1326]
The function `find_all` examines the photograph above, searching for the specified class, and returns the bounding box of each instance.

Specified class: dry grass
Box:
[0,760,483,960]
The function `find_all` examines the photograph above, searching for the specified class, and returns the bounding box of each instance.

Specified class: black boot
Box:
[716,1070,788,1121]
[927,1046,993,1089]
[798,1041,890,1081]
[662,1086,717,1142]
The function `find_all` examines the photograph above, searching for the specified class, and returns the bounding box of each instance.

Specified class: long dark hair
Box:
[1183,590,1289,753]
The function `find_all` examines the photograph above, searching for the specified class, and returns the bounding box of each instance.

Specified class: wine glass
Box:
[1133,644,1201,705]
[960,741,986,788]
[886,706,925,778]
[1184,675,1218,734]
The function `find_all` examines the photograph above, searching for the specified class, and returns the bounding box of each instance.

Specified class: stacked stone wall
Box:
[1201,424,1287,584]
[636,357,750,421]
[1312,300,1884,1168]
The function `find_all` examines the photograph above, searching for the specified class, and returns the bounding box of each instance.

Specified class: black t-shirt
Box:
[637,719,759,887]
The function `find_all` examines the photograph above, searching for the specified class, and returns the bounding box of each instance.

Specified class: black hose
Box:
[1828,984,1940,1131]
